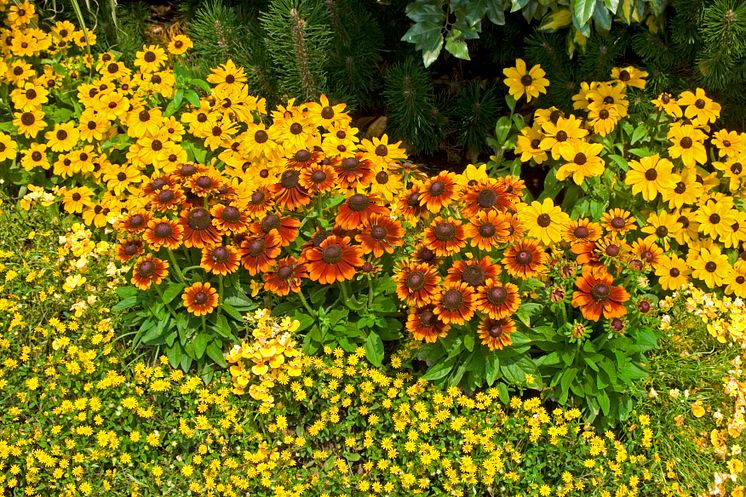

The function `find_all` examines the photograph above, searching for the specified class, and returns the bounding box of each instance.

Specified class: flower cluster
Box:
[225,309,303,403]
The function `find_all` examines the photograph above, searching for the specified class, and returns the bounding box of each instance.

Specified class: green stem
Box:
[154,283,179,321]
[367,276,374,308]
[339,280,351,305]
[201,314,207,338]
[297,290,316,318]
[218,276,224,304]
[167,249,186,284]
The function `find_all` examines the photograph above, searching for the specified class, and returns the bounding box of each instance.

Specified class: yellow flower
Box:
[502,58,549,103]
[518,198,571,246]
[556,140,605,185]
[625,154,679,201]
[667,124,708,167]
[678,87,721,125]
[691,400,706,418]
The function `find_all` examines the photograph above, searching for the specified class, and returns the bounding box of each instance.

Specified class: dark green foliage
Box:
[452,81,500,162]
[260,0,332,101]
[108,2,149,62]
[384,58,444,154]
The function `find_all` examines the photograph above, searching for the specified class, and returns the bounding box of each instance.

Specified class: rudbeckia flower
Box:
[502,58,549,102]
[571,266,629,322]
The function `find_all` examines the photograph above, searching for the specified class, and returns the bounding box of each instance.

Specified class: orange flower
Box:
[565,218,602,245]
[395,262,441,306]
[475,279,521,319]
[239,231,282,276]
[252,213,300,247]
[478,317,516,350]
[183,282,219,316]
[300,163,337,193]
[243,186,275,219]
[335,193,389,230]
[464,210,511,250]
[273,169,311,211]
[302,235,363,284]
[406,305,451,343]
[200,245,240,275]
[444,257,499,288]
[118,211,151,233]
[433,282,476,325]
[419,171,458,213]
[601,208,635,235]
[131,255,169,290]
[116,239,144,263]
[144,218,184,250]
[571,266,630,321]
[150,187,184,212]
[459,179,513,218]
[397,184,427,224]
[263,257,307,296]
[356,214,405,258]
[180,207,221,249]
[334,154,374,190]
[211,203,249,235]
[423,217,466,257]
[503,240,546,279]
[187,169,223,197]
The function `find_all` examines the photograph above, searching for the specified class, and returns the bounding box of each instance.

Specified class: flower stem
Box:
[367,276,374,308]
[297,289,316,318]
[167,249,186,284]
[154,283,179,321]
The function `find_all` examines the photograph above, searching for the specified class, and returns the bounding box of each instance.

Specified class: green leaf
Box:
[364,332,385,368]
[597,390,611,416]
[445,30,470,60]
[167,344,183,369]
[572,0,596,27]
[111,296,138,313]
[463,332,475,352]
[630,124,648,145]
[194,333,209,360]
[214,314,232,338]
[206,342,227,368]
[497,382,510,404]
[485,352,501,386]
[221,302,244,321]
[162,282,184,306]
[511,0,529,12]
[423,357,457,381]
[184,89,201,108]
[559,368,578,403]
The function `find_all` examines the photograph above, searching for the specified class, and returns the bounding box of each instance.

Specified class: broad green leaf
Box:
[463,332,475,352]
[364,332,385,368]
[630,124,648,144]
[597,390,611,415]
[572,0,596,28]
[445,31,470,60]
[423,357,457,381]
[111,296,138,313]
[184,89,201,108]
[162,282,184,306]
[194,333,209,360]
[206,342,227,368]
[167,344,182,369]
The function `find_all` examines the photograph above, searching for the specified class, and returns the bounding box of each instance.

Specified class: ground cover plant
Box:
[0,1,746,495]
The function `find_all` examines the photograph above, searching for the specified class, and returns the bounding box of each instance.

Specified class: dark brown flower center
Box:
[195,175,213,189]
[556,130,568,142]
[174,40,184,49]
[429,180,446,196]
[520,74,533,86]
[619,70,630,82]
[738,276,746,284]
[488,323,504,338]
[705,261,717,272]
[72,193,81,201]
[154,222,173,239]
[709,213,721,224]
[290,123,303,135]
[375,144,388,156]
[254,130,269,143]
[193,291,208,305]
[732,163,743,175]
[694,99,706,109]
[603,96,614,105]
[487,286,508,305]
[611,217,626,229]
[678,215,689,228]
[370,225,388,240]
[151,140,163,151]
[348,194,369,212]
[322,244,343,264]
[610,318,624,331]
[434,222,456,241]
[294,149,311,163]
[321,106,334,119]
[138,260,155,277]
[644,168,657,181]
[669,267,680,277]
[375,171,389,184]
[407,192,420,208]
[656,226,668,238]
[139,110,150,122]
[107,62,119,74]
[221,206,241,223]
[531,138,541,149]
[188,208,211,230]
[605,244,620,257]
[590,283,610,301]
[310,169,327,183]
[477,189,497,208]
[261,214,281,233]
[599,109,610,119]
[419,309,436,327]
[211,247,229,262]
[280,170,300,188]
[406,271,425,291]
[31,151,42,161]
[180,164,197,177]
[20,112,34,126]
[674,182,686,194]
[537,214,551,228]
[516,250,532,265]
[461,265,485,286]
[87,121,97,130]
[680,137,693,149]
[479,223,496,238]
[248,239,265,257]
[143,51,156,63]
[574,226,589,238]
[442,289,464,310]
[574,152,587,165]
[25,88,36,99]
[341,157,359,171]
[157,189,174,203]
[129,214,145,229]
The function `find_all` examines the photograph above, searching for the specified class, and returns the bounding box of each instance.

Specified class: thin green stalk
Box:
[339,280,351,305]
[154,283,179,321]
[367,276,374,308]
[167,249,186,284]
[297,290,317,318]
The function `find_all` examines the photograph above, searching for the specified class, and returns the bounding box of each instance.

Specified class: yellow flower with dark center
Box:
[556,140,605,185]
[134,45,167,73]
[670,207,700,246]
[207,59,247,90]
[10,82,48,111]
[651,92,682,118]
[502,58,549,103]
[587,82,628,117]
[13,108,46,138]
[20,142,49,171]
[361,135,406,167]
[695,198,736,241]
[540,115,588,160]
[62,186,94,214]
[517,198,570,246]
[660,166,702,210]
[713,156,746,192]
[611,66,648,89]
[689,247,732,288]
[641,210,682,250]
[726,261,746,298]
[720,211,746,249]
[668,124,708,167]
[126,106,163,139]
[712,129,743,158]
[654,254,690,291]
[45,122,79,152]
[515,126,548,164]
[625,154,679,201]
[167,35,193,55]
[0,132,17,163]
[572,81,599,111]
[587,104,620,137]
[678,88,721,125]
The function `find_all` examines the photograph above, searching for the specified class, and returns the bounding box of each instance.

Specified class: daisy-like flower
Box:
[515,126,548,164]
[406,305,451,343]
[206,59,247,90]
[334,154,374,189]
[356,214,405,258]
[335,193,389,230]
[660,166,703,210]
[564,218,602,245]
[134,45,167,73]
[434,282,476,325]
[13,109,46,138]
[131,255,169,290]
[361,135,407,167]
[611,66,648,89]
[695,199,737,241]
[168,35,193,55]
[200,245,241,276]
[518,198,570,246]
[689,247,732,288]
[631,238,664,267]
[502,58,549,102]
[678,87,721,125]
[263,257,307,296]
[625,154,679,201]
[540,115,588,160]
[116,239,145,263]
[556,140,605,185]
[445,256,499,289]
[239,231,283,276]
[423,217,466,256]
[302,235,363,284]
[459,179,513,218]
[180,207,221,249]
[0,133,17,162]
[419,171,458,213]
[571,266,630,322]
[478,317,516,351]
[725,261,746,298]
[587,104,621,137]
[182,282,219,316]
[61,186,94,214]
[641,210,683,250]
[272,169,311,211]
[144,218,184,250]
[211,203,249,235]
[667,124,708,168]
[252,213,301,248]
[711,129,742,158]
[503,240,547,279]
[475,279,521,320]
[651,92,682,118]
[395,262,441,307]
[464,210,511,250]
[654,254,691,291]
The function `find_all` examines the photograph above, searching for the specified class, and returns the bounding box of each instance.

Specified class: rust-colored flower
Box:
[412,244,439,266]
[356,214,405,257]
[478,317,516,350]
[300,162,337,193]
[183,282,219,316]
[335,193,389,230]
[475,279,521,319]
[631,238,664,267]
[200,244,240,275]
[210,203,249,235]
[263,257,307,296]
[444,256,499,288]
[142,175,176,196]
[144,217,184,250]
[423,217,466,256]
[252,212,300,247]
[334,154,374,190]
[243,186,275,219]
[239,231,282,276]
[186,169,223,197]
[460,179,513,218]
[571,266,630,321]
[601,208,635,235]
[131,255,169,290]
[180,207,221,249]
[301,235,363,284]
[503,213,526,243]
[395,261,441,306]
[406,304,451,343]
[272,169,311,211]
[150,186,184,212]
[495,176,525,205]
[464,210,511,250]
[116,239,144,263]
[118,211,151,233]
[433,282,476,325]
[503,240,546,279]
[565,218,602,245]
[419,171,457,213]
[397,184,427,224]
